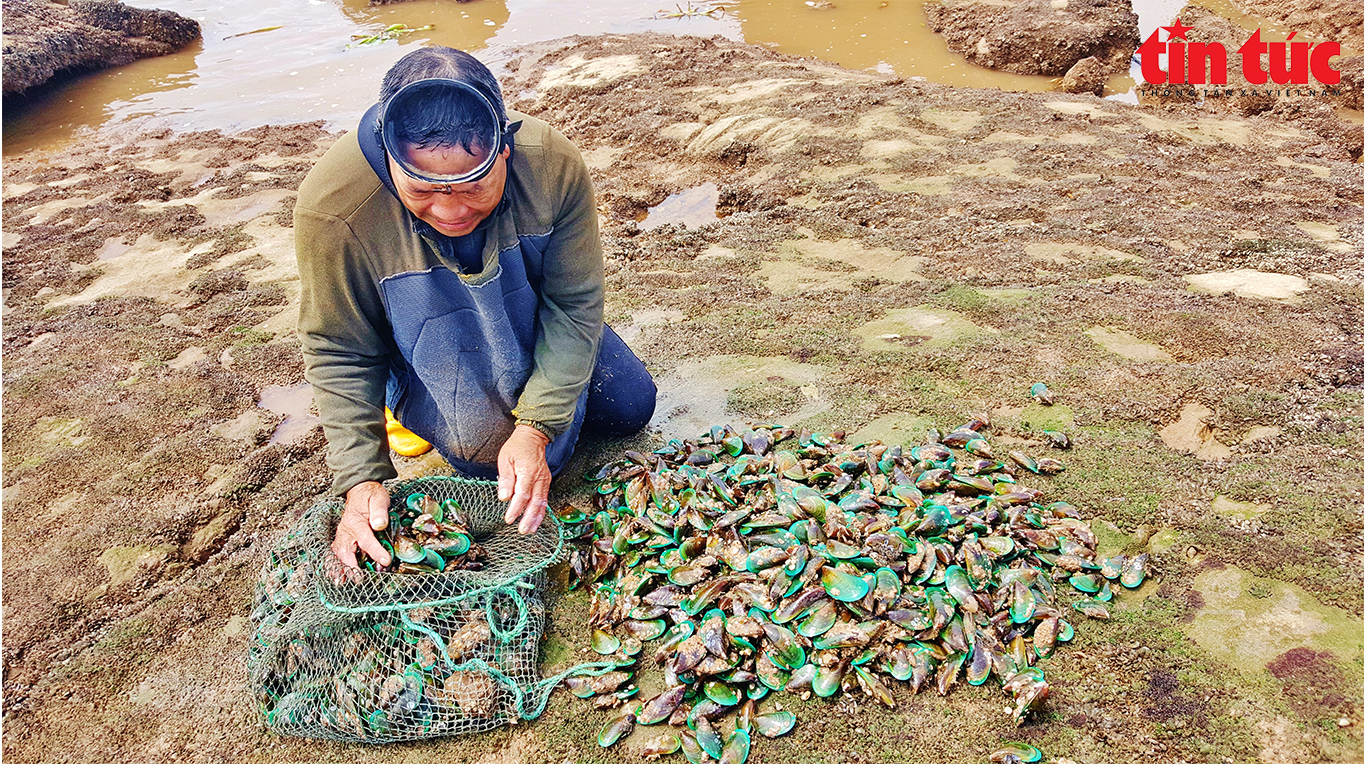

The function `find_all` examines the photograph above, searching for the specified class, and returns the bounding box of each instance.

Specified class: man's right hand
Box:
[333,480,393,570]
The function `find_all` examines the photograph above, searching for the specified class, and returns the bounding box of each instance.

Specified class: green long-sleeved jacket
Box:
[295,111,604,495]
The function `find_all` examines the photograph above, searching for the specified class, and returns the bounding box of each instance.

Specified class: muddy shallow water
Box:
[3,0,1333,157]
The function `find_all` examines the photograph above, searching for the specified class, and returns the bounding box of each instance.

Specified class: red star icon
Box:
[1162,17,1194,40]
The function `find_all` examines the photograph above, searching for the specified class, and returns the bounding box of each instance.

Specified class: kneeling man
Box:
[295,46,655,570]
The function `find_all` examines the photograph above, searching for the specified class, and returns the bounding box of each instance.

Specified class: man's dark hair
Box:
[380,47,506,157]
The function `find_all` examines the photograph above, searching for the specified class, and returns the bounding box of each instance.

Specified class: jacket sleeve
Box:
[511,134,605,436]
[295,205,398,495]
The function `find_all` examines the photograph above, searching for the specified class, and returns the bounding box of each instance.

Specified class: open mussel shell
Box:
[1099,554,1127,579]
[415,546,443,571]
[980,535,1015,556]
[887,648,913,682]
[395,536,426,564]
[636,686,686,725]
[754,709,797,738]
[874,565,901,599]
[622,618,667,641]
[695,716,723,760]
[591,629,622,655]
[1073,599,1111,619]
[1069,573,1102,593]
[1057,619,1075,642]
[404,492,429,512]
[679,730,706,764]
[366,708,390,735]
[796,600,838,638]
[642,733,682,757]
[598,707,636,747]
[755,652,791,690]
[593,510,615,538]
[991,742,1043,762]
[890,484,924,506]
[555,504,588,524]
[812,663,844,698]
[1009,582,1037,624]
[720,728,751,764]
[1030,381,1056,405]
[821,566,870,602]
[1120,553,1149,588]
[1096,580,1114,602]
[704,680,741,707]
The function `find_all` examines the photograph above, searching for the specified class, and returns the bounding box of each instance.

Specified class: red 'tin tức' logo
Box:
[1136,17,1342,86]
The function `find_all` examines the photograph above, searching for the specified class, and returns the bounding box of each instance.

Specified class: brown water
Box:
[97,236,134,260]
[733,0,1046,89]
[3,0,729,155]
[1,0,1347,157]
[641,182,721,230]
[258,382,321,445]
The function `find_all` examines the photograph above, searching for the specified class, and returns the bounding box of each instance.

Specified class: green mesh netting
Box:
[247,476,607,742]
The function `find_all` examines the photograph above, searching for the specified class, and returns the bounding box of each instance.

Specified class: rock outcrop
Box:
[2,0,200,96]
[1138,5,1277,115]
[1060,55,1109,94]
[1339,56,1364,110]
[1137,5,1364,157]
[924,0,1138,78]
[1229,0,1364,53]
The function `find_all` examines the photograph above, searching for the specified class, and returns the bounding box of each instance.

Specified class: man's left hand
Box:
[498,424,552,534]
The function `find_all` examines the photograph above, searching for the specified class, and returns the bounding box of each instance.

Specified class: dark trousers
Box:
[390,323,655,478]
[582,323,657,438]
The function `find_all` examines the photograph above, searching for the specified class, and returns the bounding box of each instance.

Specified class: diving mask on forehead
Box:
[379,78,522,187]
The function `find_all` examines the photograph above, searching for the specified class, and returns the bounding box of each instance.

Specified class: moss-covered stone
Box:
[98,545,176,587]
[1187,566,1364,673]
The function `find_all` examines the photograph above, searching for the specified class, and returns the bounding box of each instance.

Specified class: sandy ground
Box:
[4,30,1364,764]
[1229,0,1364,52]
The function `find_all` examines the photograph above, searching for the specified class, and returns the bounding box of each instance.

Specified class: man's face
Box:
[388,142,510,238]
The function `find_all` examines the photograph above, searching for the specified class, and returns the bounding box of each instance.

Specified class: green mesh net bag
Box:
[247,476,601,742]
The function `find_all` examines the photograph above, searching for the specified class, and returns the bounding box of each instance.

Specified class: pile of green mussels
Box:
[557,418,1149,762]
